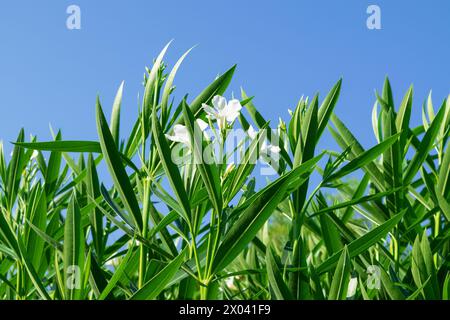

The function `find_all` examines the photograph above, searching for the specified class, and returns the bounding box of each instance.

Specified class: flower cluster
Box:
[165,95,281,169]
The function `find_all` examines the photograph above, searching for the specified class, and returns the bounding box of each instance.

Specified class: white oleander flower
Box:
[260,141,281,162]
[202,95,242,130]
[105,257,120,267]
[346,277,358,298]
[225,277,237,291]
[247,125,258,140]
[246,125,281,162]
[165,119,208,146]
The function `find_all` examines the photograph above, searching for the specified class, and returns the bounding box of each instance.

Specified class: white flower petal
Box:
[269,145,281,154]
[260,141,269,154]
[224,99,242,122]
[212,95,227,111]
[173,124,189,137]
[165,133,185,144]
[196,119,209,131]
[347,277,358,298]
[247,125,258,140]
[225,277,237,290]
[260,142,281,163]
[202,104,218,118]
[166,124,190,145]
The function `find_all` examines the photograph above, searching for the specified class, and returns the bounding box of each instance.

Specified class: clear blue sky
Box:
[0,0,449,155]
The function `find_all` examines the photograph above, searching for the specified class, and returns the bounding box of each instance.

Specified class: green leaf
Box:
[317,79,342,140]
[25,187,47,270]
[404,100,446,184]
[99,242,135,300]
[411,233,439,299]
[317,210,405,274]
[380,267,404,300]
[189,65,236,118]
[151,106,192,226]
[437,140,450,199]
[407,276,431,300]
[328,246,351,300]
[436,191,450,221]
[266,246,293,300]
[0,210,21,258]
[443,273,450,300]
[182,100,222,214]
[110,81,124,146]
[161,47,193,116]
[211,156,320,274]
[17,237,51,300]
[96,97,143,232]
[310,188,401,219]
[326,132,401,182]
[330,113,385,189]
[87,153,103,257]
[16,140,140,174]
[6,129,25,210]
[212,177,290,274]
[63,194,85,300]
[319,212,343,256]
[395,85,413,145]
[14,141,101,153]
[44,131,62,197]
[143,41,172,113]
[131,249,187,300]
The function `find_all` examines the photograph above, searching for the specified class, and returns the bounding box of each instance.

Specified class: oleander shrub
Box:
[0,43,449,300]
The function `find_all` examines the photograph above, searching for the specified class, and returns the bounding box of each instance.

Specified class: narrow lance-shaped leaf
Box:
[189,65,236,119]
[328,246,351,300]
[182,100,222,214]
[411,233,439,299]
[317,78,342,140]
[380,266,404,300]
[143,41,172,112]
[404,100,446,184]
[6,129,25,210]
[131,249,187,300]
[325,132,401,182]
[377,92,403,216]
[96,97,143,232]
[87,153,103,257]
[99,242,136,300]
[64,194,85,300]
[317,210,405,274]
[266,246,293,300]
[151,105,192,226]
[293,95,318,215]
[110,81,124,146]
[161,47,194,118]
[330,113,385,190]
[45,131,62,198]
[25,187,47,271]
[211,155,321,274]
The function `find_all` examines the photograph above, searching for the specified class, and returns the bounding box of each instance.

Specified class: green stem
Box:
[200,284,209,300]
[138,178,151,289]
[138,245,146,289]
[190,236,203,286]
